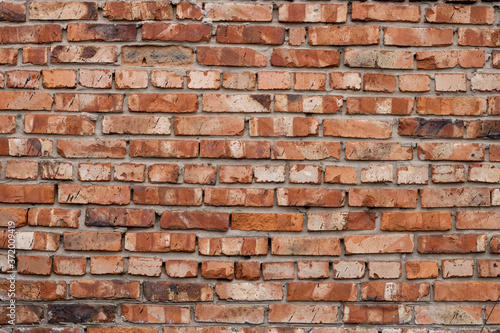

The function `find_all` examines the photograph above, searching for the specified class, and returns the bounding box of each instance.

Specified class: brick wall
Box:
[1,0,500,331]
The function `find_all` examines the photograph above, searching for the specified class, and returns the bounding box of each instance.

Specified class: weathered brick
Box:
[70,280,139,299]
[53,256,86,276]
[0,281,65,301]
[421,187,490,207]
[385,27,453,46]
[272,237,341,256]
[0,184,54,203]
[277,188,345,207]
[344,234,415,254]
[205,188,273,207]
[197,46,266,67]
[381,212,452,231]
[103,1,172,21]
[198,237,268,256]
[287,282,357,301]
[262,262,295,281]
[68,23,136,42]
[417,97,487,116]
[55,93,124,112]
[361,282,429,301]
[278,4,347,23]
[64,231,122,251]
[275,94,342,114]
[419,234,486,254]
[434,282,500,301]
[368,261,401,279]
[144,281,213,302]
[343,305,411,324]
[25,114,95,135]
[90,256,124,275]
[195,305,264,324]
[418,142,484,161]
[217,25,285,45]
[51,45,117,63]
[415,305,482,325]
[143,23,211,42]
[459,28,500,47]
[121,304,190,324]
[0,2,26,22]
[165,260,198,278]
[0,24,62,44]
[43,69,77,88]
[398,118,464,138]
[5,160,38,180]
[7,70,40,89]
[48,304,115,324]
[271,49,340,68]
[148,164,179,183]
[184,164,217,185]
[345,49,414,69]
[272,141,340,160]
[130,140,198,158]
[29,207,80,228]
[353,3,420,22]
[215,282,283,301]
[202,94,270,113]
[201,140,270,159]
[125,232,195,253]
[269,304,338,323]
[309,26,380,46]
[406,261,439,280]
[347,97,414,115]
[122,45,193,67]
[202,261,234,280]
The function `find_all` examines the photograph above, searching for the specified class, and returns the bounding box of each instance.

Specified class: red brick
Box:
[347,97,414,115]
[434,282,500,301]
[25,114,95,135]
[40,161,73,180]
[63,231,122,251]
[205,188,273,207]
[51,45,117,63]
[201,140,270,159]
[55,93,124,112]
[262,262,295,280]
[343,305,411,324]
[128,256,162,277]
[289,164,321,184]
[0,48,18,65]
[478,260,500,278]
[0,91,52,110]
[254,165,286,183]
[115,70,148,89]
[418,142,484,161]
[104,116,171,135]
[29,1,97,20]
[130,139,198,158]
[215,282,283,301]
[124,232,195,252]
[271,49,340,68]
[0,281,65,301]
[272,237,341,256]
[406,261,439,280]
[57,139,126,158]
[324,166,357,184]
[333,261,366,279]
[277,188,345,207]
[195,305,264,324]
[308,212,375,231]
[397,165,428,185]
[222,72,255,90]
[22,46,48,65]
[381,212,452,231]
[294,72,326,91]
[187,70,220,90]
[287,282,357,301]
[361,282,429,301]
[0,24,62,44]
[0,138,53,156]
[278,4,347,22]
[416,305,482,325]
[5,160,38,180]
[175,116,244,136]
[0,2,26,22]
[399,74,431,92]
[42,69,77,88]
[235,262,260,280]
[217,25,285,45]
[352,3,420,22]
[457,211,500,229]
[384,27,453,46]
[133,186,202,206]
[202,261,234,280]
[176,1,202,20]
[344,234,415,254]
[53,256,86,276]
[122,45,193,67]
[345,49,414,69]
[275,94,342,113]
[17,255,52,275]
[143,281,212,302]
[345,142,413,161]
[424,187,490,208]
[28,208,79,228]
[368,261,401,279]
[432,164,465,183]
[269,304,338,324]
[183,164,217,185]
[85,208,154,228]
[165,260,198,278]
[272,141,340,160]
[68,23,136,42]
[103,1,172,21]
[0,304,43,324]
[309,26,380,46]
[417,97,487,116]
[151,70,184,88]
[363,73,396,93]
[417,50,485,69]
[129,93,197,112]
[148,164,179,183]
[442,259,474,278]
[330,72,362,90]
[325,119,392,139]
[197,46,266,67]
[121,304,190,324]
[202,94,271,113]
[0,184,54,203]
[143,23,211,42]
[90,256,124,275]
[0,116,15,134]
[205,3,272,22]
[59,184,129,205]
[398,118,464,138]
[459,28,500,47]
[219,165,252,183]
[426,4,494,24]
[419,234,486,253]
[198,237,268,256]
[360,164,393,183]
[257,71,291,90]
[0,208,27,227]
[6,71,38,90]
[250,117,318,137]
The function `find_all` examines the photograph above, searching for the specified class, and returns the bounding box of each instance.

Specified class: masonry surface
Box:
[0,0,500,332]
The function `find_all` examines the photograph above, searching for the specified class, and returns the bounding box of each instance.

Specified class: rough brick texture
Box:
[1,0,500,331]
